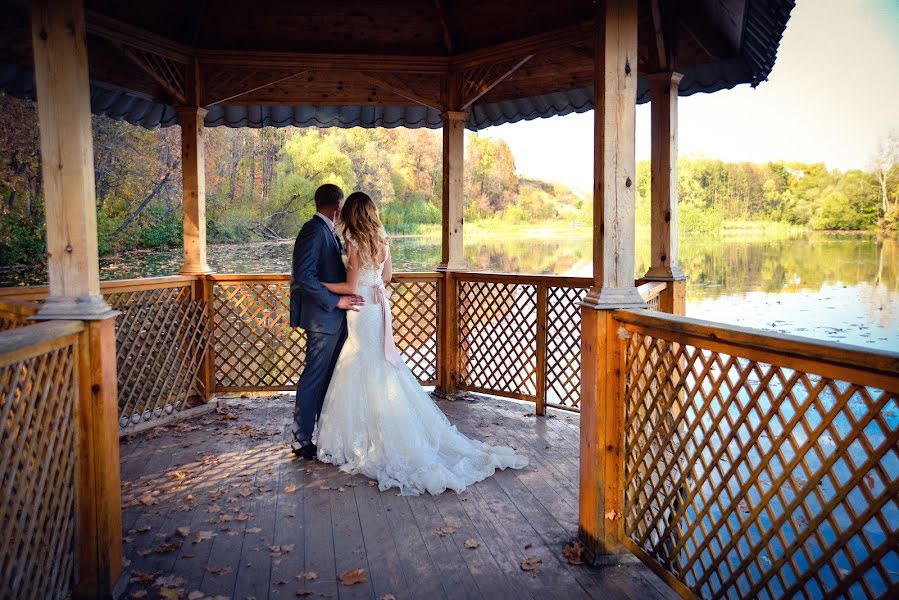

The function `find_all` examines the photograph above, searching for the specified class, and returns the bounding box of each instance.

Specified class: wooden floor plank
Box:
[354,478,410,599]
[116,394,679,600]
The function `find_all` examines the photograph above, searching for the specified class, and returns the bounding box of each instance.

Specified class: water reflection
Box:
[2,231,897,351]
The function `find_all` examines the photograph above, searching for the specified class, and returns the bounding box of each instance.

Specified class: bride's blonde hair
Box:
[337,192,388,267]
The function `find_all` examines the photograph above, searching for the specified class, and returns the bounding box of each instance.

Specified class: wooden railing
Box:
[609,309,899,600]
[0,276,210,432]
[454,272,666,413]
[208,272,441,392]
[1,320,83,599]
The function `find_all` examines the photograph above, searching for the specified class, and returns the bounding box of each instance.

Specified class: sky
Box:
[481,0,899,192]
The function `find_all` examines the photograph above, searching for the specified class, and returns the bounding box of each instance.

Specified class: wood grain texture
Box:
[117,394,679,600]
[644,72,685,281]
[584,0,644,310]
[31,0,111,319]
[177,106,212,275]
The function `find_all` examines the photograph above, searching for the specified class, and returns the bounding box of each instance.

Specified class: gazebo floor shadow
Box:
[119,395,678,600]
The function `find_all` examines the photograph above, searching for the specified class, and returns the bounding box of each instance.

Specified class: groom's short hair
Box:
[314,184,344,209]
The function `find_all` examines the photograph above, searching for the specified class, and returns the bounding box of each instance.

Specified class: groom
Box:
[289,183,364,460]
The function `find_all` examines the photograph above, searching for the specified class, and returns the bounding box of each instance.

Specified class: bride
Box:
[315,192,528,496]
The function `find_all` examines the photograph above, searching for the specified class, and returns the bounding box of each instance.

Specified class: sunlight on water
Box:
[4,229,896,352]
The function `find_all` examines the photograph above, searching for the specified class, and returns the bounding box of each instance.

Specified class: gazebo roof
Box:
[0,0,793,130]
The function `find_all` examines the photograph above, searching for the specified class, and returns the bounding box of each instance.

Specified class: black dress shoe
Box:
[291,441,317,460]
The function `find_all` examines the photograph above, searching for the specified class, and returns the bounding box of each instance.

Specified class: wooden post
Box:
[196,275,216,400]
[582,0,644,311]
[31,0,113,321]
[75,319,124,598]
[438,110,467,272]
[579,0,640,556]
[644,72,686,316]
[535,283,548,416]
[436,271,460,397]
[435,74,466,396]
[579,308,627,553]
[30,2,123,595]
[178,106,212,275]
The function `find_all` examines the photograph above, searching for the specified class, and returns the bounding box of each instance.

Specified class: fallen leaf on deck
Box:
[246,527,262,534]
[524,543,533,550]
[296,571,317,581]
[175,527,190,538]
[464,539,479,549]
[130,591,147,599]
[201,565,232,576]
[269,544,295,557]
[131,570,161,584]
[379,595,397,600]
[155,575,187,587]
[138,493,158,506]
[136,525,152,533]
[339,568,367,586]
[562,540,587,565]
[520,557,542,571]
[295,591,313,597]
[154,542,182,554]
[284,484,299,495]
[171,471,190,480]
[194,531,215,544]
[136,548,154,557]
[435,527,457,536]
[187,592,204,600]
[368,481,377,487]
[604,510,621,521]
[237,488,253,497]
[207,504,222,513]
[157,588,183,600]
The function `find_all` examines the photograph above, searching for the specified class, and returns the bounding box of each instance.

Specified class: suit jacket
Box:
[289,216,347,334]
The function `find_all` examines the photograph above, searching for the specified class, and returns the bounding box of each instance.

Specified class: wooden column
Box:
[438,110,467,272]
[30,1,123,596]
[178,106,212,275]
[644,72,686,316]
[583,0,644,310]
[436,105,466,397]
[579,0,639,556]
[31,0,113,321]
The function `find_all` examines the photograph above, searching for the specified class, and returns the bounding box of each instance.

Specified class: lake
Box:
[4,228,898,353]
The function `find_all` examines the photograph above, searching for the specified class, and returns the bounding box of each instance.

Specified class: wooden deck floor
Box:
[119,395,678,600]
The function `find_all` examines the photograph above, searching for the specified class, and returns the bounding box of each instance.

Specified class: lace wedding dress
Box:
[316,258,528,495]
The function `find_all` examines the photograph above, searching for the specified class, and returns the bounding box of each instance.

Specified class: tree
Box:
[870,130,899,226]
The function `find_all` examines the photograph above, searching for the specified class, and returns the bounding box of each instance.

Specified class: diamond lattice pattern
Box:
[458,281,537,396]
[387,280,438,383]
[109,286,209,427]
[622,330,899,600]
[546,285,588,409]
[0,344,77,599]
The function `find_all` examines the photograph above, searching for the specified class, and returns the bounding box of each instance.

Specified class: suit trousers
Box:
[293,321,348,444]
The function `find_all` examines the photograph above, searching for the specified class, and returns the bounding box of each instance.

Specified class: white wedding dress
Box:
[316,257,528,495]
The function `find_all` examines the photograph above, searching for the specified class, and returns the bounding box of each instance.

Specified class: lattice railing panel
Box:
[112,287,209,428]
[621,327,899,600]
[1,336,78,599]
[546,285,588,409]
[213,281,303,390]
[458,281,538,397]
[387,279,439,384]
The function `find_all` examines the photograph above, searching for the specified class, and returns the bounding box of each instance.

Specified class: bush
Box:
[812,192,867,230]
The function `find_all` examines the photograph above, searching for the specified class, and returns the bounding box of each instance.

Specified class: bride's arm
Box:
[381,243,393,284]
[323,246,362,295]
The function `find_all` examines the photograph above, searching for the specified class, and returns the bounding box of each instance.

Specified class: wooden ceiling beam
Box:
[451,21,593,70]
[118,45,187,104]
[433,0,455,54]
[650,0,668,70]
[460,54,534,110]
[85,10,191,63]
[197,49,450,74]
[207,70,309,106]
[357,73,442,111]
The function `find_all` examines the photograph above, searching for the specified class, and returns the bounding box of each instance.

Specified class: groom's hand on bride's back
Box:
[337,294,365,311]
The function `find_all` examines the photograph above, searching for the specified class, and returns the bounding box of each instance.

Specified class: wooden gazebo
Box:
[1,1,897,599]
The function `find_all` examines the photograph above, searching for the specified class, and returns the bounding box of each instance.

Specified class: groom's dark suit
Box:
[290,214,348,444]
